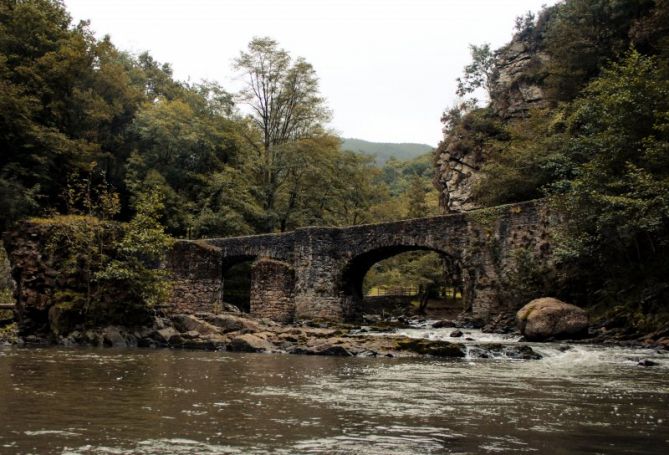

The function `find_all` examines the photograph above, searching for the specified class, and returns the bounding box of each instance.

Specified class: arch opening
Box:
[341,247,463,320]
[221,255,257,313]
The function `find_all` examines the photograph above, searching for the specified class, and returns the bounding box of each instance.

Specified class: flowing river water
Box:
[0,328,668,454]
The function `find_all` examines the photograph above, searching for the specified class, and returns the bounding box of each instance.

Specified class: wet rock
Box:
[502,345,542,360]
[638,359,658,367]
[394,337,466,357]
[102,326,127,348]
[467,347,492,359]
[315,344,354,356]
[432,320,455,329]
[481,313,517,334]
[469,343,542,360]
[153,327,180,344]
[82,329,102,346]
[356,350,378,358]
[362,314,382,323]
[450,330,464,338]
[517,298,589,341]
[278,332,301,343]
[228,333,275,353]
[453,316,485,329]
[171,314,220,336]
[198,312,260,334]
[288,343,353,356]
[657,337,669,349]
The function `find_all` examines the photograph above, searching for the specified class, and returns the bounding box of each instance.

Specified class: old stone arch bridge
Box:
[166,200,555,323]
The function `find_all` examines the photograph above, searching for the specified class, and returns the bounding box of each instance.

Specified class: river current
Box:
[0,328,668,454]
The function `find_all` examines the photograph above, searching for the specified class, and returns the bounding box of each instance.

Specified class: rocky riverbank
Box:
[0,310,549,360]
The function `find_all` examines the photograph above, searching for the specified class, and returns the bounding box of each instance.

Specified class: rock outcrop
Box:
[434,31,549,213]
[516,297,589,341]
[489,38,549,119]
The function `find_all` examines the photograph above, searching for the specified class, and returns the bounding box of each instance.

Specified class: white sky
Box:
[64,0,555,146]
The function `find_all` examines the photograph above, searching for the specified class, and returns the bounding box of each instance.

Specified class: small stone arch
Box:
[221,254,258,313]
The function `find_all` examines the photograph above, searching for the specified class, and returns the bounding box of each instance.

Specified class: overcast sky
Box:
[64,0,556,146]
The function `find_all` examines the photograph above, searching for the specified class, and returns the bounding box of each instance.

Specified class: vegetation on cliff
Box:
[437,0,669,331]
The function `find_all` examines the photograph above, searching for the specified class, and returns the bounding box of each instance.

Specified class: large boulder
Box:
[517,298,588,341]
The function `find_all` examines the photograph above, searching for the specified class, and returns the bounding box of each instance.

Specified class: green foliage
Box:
[0,241,12,302]
[442,1,669,329]
[0,2,453,322]
[456,43,495,103]
[363,251,446,296]
[543,0,655,102]
[36,190,173,328]
[550,51,669,329]
[233,36,331,232]
[97,190,174,309]
[471,108,570,205]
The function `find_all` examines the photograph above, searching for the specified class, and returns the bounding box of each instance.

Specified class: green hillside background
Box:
[342,138,434,165]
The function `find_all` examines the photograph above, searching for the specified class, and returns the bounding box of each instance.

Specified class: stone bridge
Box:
[166,200,556,323]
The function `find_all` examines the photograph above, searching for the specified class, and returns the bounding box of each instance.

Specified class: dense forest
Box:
[436,0,669,329]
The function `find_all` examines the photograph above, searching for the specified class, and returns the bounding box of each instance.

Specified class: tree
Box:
[455,43,496,103]
[0,0,144,230]
[543,0,654,101]
[406,174,429,219]
[553,50,669,328]
[234,37,331,231]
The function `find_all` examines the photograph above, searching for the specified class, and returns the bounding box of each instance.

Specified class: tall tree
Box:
[455,43,496,103]
[234,37,331,231]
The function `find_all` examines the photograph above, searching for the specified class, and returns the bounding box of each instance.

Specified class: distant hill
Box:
[341,138,434,165]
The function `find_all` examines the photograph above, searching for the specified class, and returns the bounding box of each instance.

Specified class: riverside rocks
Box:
[11,311,545,360]
[517,297,589,341]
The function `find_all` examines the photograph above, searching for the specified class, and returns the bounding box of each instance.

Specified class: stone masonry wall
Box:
[250,259,295,323]
[165,240,222,314]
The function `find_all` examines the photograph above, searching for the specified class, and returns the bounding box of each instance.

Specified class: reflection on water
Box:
[0,337,668,454]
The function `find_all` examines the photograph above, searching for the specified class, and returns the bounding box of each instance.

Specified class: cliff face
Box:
[489,39,549,119]
[435,33,549,213]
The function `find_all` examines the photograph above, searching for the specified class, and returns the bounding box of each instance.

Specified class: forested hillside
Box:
[436,0,669,330]
[341,138,433,165]
[0,0,438,239]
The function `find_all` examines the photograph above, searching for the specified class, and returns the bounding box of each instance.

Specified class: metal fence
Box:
[365,287,461,298]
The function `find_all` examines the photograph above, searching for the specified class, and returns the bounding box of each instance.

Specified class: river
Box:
[0,328,668,454]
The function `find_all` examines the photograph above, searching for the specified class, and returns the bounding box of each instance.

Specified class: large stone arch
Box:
[337,245,462,319]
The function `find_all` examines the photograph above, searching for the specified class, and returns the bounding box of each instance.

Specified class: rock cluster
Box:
[13,311,546,360]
